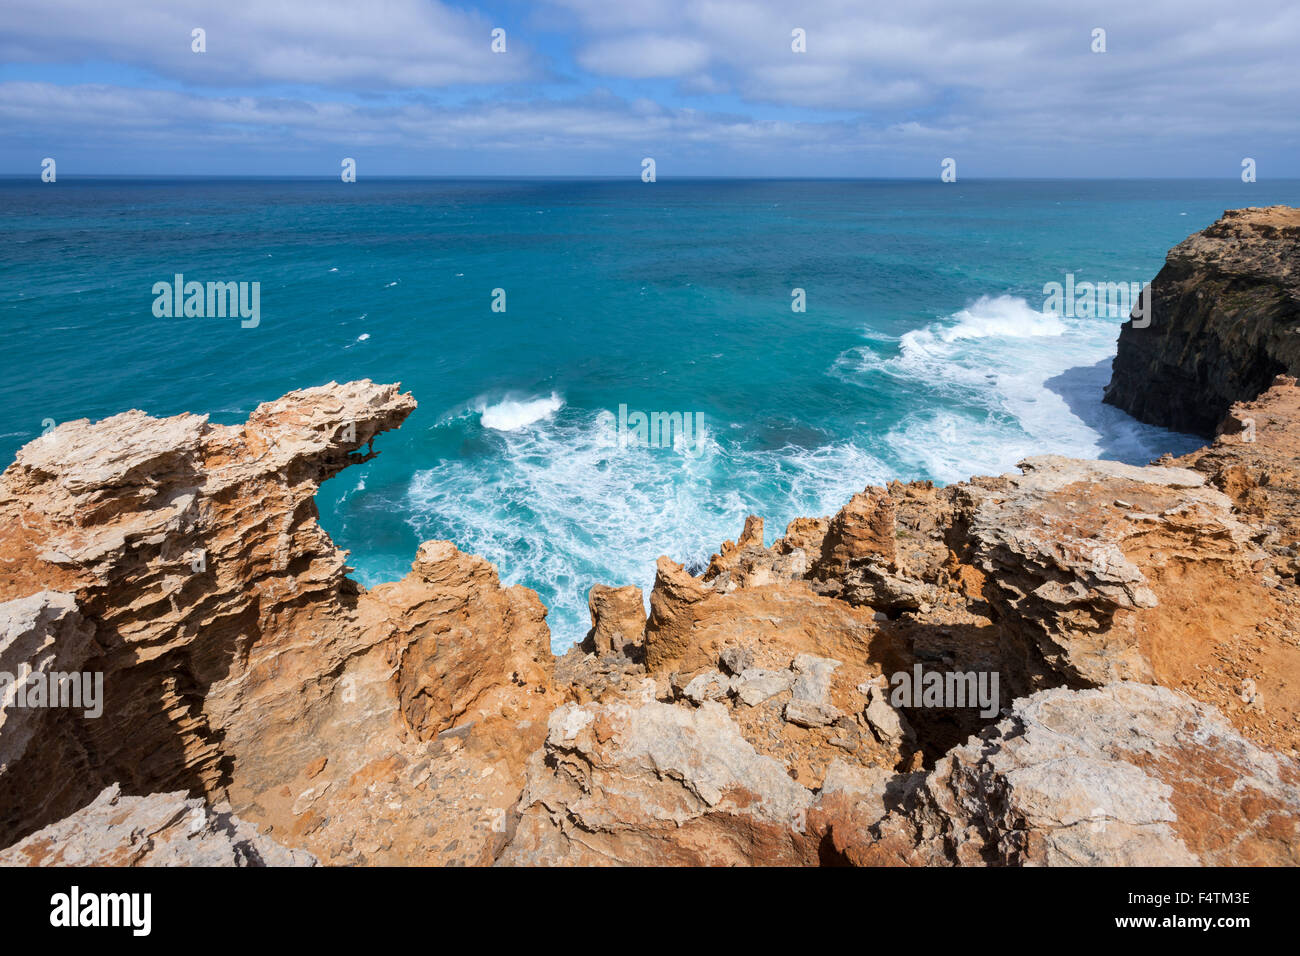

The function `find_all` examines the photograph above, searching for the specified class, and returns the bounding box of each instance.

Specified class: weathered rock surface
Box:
[0,784,316,867]
[0,381,557,866]
[959,454,1267,696]
[0,591,97,775]
[1105,205,1300,434]
[499,698,817,866]
[366,539,553,740]
[3,209,1300,867]
[584,584,646,657]
[843,683,1300,866]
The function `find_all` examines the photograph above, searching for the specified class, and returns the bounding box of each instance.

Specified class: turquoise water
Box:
[3,178,1296,648]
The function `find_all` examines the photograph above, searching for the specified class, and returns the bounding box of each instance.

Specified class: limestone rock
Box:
[818,488,897,571]
[0,381,555,868]
[783,653,842,727]
[0,591,97,775]
[783,699,840,728]
[0,784,316,867]
[366,539,554,739]
[680,669,734,705]
[961,455,1265,694]
[718,644,753,676]
[732,668,793,706]
[854,684,1300,866]
[862,683,915,750]
[499,699,815,865]
[585,584,646,657]
[1105,205,1300,435]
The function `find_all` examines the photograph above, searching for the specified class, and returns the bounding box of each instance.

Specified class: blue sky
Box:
[1,0,1297,177]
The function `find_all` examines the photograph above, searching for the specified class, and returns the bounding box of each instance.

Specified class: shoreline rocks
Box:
[2,209,1299,866]
[1105,205,1300,435]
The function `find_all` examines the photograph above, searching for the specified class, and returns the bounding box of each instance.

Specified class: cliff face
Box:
[1104,205,1300,435]
[504,418,1300,866]
[0,381,556,864]
[3,210,1300,867]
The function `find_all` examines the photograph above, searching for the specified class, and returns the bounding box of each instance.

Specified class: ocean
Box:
[3,177,1296,649]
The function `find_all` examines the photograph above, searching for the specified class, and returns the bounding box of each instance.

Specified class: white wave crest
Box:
[403,404,893,650]
[834,294,1200,483]
[928,294,1066,342]
[479,393,564,431]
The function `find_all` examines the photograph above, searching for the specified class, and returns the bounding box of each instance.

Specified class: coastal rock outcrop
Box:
[4,370,1296,867]
[1105,205,1300,434]
[840,683,1300,866]
[0,380,558,866]
[958,455,1268,696]
[366,539,553,740]
[3,208,1300,867]
[500,698,817,866]
[584,584,646,657]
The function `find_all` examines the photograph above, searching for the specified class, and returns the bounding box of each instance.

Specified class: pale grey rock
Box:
[681,669,735,705]
[0,591,97,775]
[0,784,317,867]
[718,645,753,676]
[790,653,840,704]
[499,699,814,865]
[731,668,793,706]
[783,699,840,728]
[784,653,841,726]
[877,683,1300,866]
[863,684,914,749]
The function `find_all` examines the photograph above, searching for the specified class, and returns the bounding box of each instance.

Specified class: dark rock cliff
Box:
[1104,205,1300,435]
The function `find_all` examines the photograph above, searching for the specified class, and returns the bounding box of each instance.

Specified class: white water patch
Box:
[336,476,367,505]
[397,294,1202,651]
[478,392,564,431]
[924,294,1067,342]
[409,407,731,649]
[741,441,891,521]
[407,406,890,650]
[838,294,1202,483]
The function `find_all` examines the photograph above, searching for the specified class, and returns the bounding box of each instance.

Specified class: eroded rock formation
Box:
[1105,205,1300,434]
[3,208,1299,867]
[0,381,557,865]
[838,683,1300,866]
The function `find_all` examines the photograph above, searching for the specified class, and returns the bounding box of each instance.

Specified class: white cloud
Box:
[576,34,712,78]
[547,0,1300,121]
[0,81,829,152]
[0,0,1297,173]
[0,0,541,88]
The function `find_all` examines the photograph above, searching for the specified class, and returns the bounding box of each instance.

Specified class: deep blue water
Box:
[3,177,1296,647]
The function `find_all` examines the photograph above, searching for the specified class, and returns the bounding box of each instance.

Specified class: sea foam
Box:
[479,393,565,430]
[839,294,1200,483]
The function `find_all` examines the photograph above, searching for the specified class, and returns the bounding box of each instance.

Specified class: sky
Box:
[1,0,1297,177]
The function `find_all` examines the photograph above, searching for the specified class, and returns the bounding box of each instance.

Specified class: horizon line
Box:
[3,174,1296,182]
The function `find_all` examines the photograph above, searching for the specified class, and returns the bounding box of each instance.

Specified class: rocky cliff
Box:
[0,382,555,865]
[1104,205,1300,434]
[2,211,1299,867]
